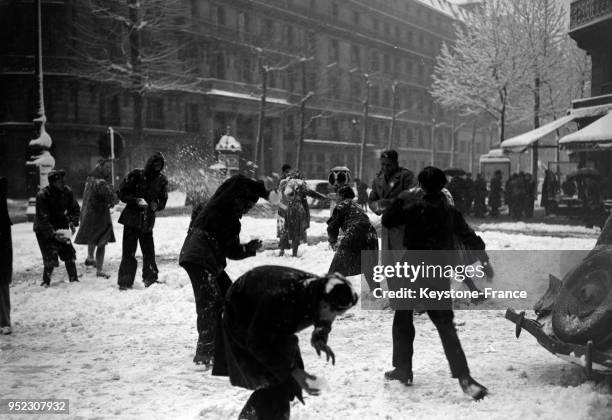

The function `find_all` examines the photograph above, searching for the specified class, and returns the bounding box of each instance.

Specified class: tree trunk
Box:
[532,76,541,178]
[359,81,370,179]
[128,0,143,167]
[469,120,477,173]
[254,60,267,177]
[387,82,398,149]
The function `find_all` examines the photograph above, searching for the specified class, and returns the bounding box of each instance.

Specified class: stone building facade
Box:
[0,0,494,197]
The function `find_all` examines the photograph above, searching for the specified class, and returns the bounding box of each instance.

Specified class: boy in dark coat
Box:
[0,177,12,334]
[381,166,488,400]
[117,152,168,289]
[212,266,358,420]
[34,169,81,286]
[179,174,268,366]
[327,186,378,292]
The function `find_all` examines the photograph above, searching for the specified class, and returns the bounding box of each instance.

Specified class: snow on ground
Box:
[2,215,611,420]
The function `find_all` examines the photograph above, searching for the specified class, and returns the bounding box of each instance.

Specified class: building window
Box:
[185,103,199,132]
[329,76,340,99]
[370,85,379,106]
[241,57,252,83]
[372,17,379,32]
[329,38,339,62]
[331,120,340,139]
[369,50,379,72]
[383,54,390,73]
[395,26,401,40]
[353,11,360,25]
[264,19,275,42]
[238,12,251,34]
[99,93,120,126]
[146,97,164,129]
[213,52,225,79]
[331,2,339,20]
[190,0,199,17]
[215,6,226,26]
[351,79,361,101]
[384,22,390,37]
[286,25,295,47]
[383,89,390,107]
[405,59,412,75]
[406,30,413,44]
[350,45,361,68]
[393,57,400,75]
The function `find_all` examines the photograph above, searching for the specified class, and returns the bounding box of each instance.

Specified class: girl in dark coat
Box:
[327,186,378,292]
[179,174,268,366]
[381,166,488,400]
[212,266,358,420]
[74,159,118,278]
[0,177,12,334]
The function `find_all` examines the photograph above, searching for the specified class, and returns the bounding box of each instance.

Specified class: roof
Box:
[500,115,575,151]
[414,0,471,21]
[559,111,612,147]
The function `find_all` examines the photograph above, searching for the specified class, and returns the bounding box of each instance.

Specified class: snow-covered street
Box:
[1,214,611,419]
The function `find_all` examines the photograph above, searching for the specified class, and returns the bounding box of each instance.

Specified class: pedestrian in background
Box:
[117,152,168,290]
[0,177,13,334]
[472,173,488,218]
[74,159,118,278]
[34,170,80,287]
[488,170,503,218]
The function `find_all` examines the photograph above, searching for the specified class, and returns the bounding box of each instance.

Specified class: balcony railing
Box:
[570,0,612,30]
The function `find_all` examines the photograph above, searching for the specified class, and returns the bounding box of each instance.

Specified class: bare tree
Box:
[72,0,197,164]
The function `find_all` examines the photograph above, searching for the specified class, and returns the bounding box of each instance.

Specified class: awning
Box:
[559,112,612,149]
[500,115,574,151]
[479,148,510,163]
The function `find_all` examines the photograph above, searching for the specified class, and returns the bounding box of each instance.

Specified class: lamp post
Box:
[387,81,399,149]
[26,0,54,220]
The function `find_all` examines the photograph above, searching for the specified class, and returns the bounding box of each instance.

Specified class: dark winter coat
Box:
[117,153,168,232]
[179,174,268,276]
[327,199,378,276]
[33,185,80,238]
[75,161,118,246]
[382,193,485,309]
[368,167,415,215]
[213,266,336,402]
[0,177,12,285]
[489,175,503,208]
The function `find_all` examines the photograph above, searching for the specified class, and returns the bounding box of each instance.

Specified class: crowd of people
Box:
[2,149,510,419]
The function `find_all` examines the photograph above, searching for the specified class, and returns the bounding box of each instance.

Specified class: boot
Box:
[66,260,79,282]
[459,375,488,400]
[384,368,413,385]
[193,342,213,367]
[41,266,53,287]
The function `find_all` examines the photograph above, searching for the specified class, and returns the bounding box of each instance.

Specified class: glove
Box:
[69,223,76,234]
[150,201,158,212]
[329,242,338,252]
[136,198,148,209]
[311,325,335,365]
[245,239,262,254]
